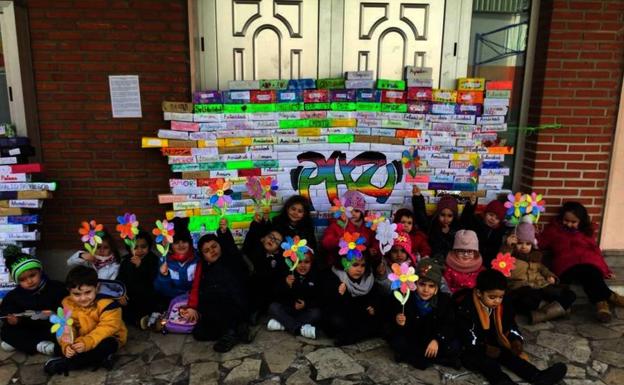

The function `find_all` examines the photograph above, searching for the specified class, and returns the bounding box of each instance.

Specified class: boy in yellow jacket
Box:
[44,266,127,376]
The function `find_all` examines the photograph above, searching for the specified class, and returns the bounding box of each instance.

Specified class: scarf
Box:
[472,290,511,350]
[446,252,483,273]
[170,250,194,263]
[331,267,374,297]
[93,254,116,270]
[414,295,433,316]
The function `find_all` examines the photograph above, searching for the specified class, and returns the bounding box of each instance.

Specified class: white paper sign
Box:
[109,75,142,118]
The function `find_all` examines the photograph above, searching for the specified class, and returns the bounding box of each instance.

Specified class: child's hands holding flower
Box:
[6,314,17,325]
[286,274,295,288]
[160,262,169,276]
[295,299,305,310]
[219,218,228,233]
[396,313,406,326]
[338,282,346,295]
[367,306,375,316]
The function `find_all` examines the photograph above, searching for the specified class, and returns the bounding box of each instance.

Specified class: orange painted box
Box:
[486,80,513,90]
[457,91,484,105]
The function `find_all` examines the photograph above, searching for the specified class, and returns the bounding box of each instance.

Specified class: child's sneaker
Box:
[36,341,55,356]
[300,324,316,339]
[140,312,163,331]
[0,341,15,352]
[267,319,285,331]
[44,357,69,376]
[213,331,237,353]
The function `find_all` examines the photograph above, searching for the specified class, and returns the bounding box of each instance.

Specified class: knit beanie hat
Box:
[4,245,42,282]
[172,217,193,244]
[436,195,458,216]
[485,200,506,222]
[516,222,536,245]
[343,190,366,213]
[415,259,442,286]
[392,231,416,263]
[453,230,479,251]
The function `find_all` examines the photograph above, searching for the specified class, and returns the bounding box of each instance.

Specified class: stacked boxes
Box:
[0,124,56,298]
[144,72,514,241]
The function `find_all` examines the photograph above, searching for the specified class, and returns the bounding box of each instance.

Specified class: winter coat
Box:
[154,256,198,299]
[0,276,67,328]
[390,292,455,345]
[273,269,320,310]
[412,194,458,263]
[244,219,287,282]
[60,295,127,354]
[321,219,376,266]
[500,246,557,290]
[272,215,317,251]
[460,201,506,265]
[320,270,381,319]
[538,220,612,278]
[443,264,485,294]
[117,251,159,304]
[67,251,119,280]
[409,230,432,260]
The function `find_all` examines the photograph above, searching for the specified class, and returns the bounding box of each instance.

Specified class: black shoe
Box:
[213,332,238,353]
[44,357,69,376]
[249,311,259,326]
[102,354,115,370]
[533,362,567,385]
[236,322,253,344]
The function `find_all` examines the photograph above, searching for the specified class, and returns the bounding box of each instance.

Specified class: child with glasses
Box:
[443,230,485,294]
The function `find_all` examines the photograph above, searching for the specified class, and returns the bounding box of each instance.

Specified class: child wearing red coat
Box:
[393,208,431,260]
[321,190,376,267]
[444,230,485,294]
[538,201,623,322]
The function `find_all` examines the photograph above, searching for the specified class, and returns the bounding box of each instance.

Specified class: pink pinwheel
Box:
[78,220,104,256]
[504,192,527,225]
[388,262,419,295]
[246,177,263,202]
[491,252,516,277]
[338,232,367,261]
[525,192,545,223]
[153,219,175,258]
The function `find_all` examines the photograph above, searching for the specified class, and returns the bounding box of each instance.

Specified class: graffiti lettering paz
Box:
[291,151,402,208]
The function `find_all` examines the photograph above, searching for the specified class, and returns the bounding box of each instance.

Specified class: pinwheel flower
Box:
[491,252,516,277]
[364,212,386,232]
[401,147,420,177]
[79,220,104,255]
[116,213,139,240]
[338,232,367,261]
[525,192,545,223]
[281,236,312,270]
[505,192,527,219]
[375,220,398,254]
[153,219,175,257]
[260,177,278,198]
[209,179,233,208]
[388,262,419,294]
[50,307,73,343]
[246,177,263,201]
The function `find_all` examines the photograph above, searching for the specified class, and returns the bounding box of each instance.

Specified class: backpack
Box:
[162,294,196,334]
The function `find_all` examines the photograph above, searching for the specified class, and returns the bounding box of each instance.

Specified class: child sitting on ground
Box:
[0,246,67,355]
[271,195,318,251]
[267,252,320,339]
[444,230,485,294]
[455,269,567,385]
[460,196,508,266]
[67,229,120,280]
[503,222,576,324]
[389,259,459,370]
[44,266,127,376]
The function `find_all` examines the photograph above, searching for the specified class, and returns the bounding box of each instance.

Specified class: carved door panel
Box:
[341,0,445,83]
[213,0,319,89]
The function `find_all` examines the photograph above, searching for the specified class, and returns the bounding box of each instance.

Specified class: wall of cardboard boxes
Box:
[142,68,514,244]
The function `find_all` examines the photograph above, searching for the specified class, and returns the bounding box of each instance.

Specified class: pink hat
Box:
[453,230,479,251]
[436,195,458,216]
[485,200,506,222]
[343,190,366,212]
[392,231,416,263]
[516,222,537,247]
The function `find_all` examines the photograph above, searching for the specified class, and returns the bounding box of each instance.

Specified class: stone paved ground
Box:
[0,302,622,385]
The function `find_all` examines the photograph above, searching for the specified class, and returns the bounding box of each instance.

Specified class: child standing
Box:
[267,253,320,339]
[321,254,380,346]
[321,190,376,266]
[116,230,160,327]
[181,223,251,353]
[444,230,485,294]
[461,197,507,266]
[375,227,416,293]
[44,266,127,375]
[389,259,459,369]
[455,269,567,385]
[538,202,623,322]
[392,208,431,260]
[503,222,576,324]
[67,229,120,280]
[0,246,66,355]
[243,213,286,322]
[272,195,317,251]
[153,217,198,309]
[412,187,460,264]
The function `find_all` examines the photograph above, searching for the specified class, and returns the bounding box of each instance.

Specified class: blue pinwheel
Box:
[50,307,74,344]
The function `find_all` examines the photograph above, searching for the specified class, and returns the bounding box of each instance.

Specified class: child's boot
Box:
[596,301,612,323]
[608,291,624,307]
[0,341,15,352]
[213,330,237,353]
[530,302,566,324]
[44,357,69,376]
[36,341,55,356]
[532,362,567,385]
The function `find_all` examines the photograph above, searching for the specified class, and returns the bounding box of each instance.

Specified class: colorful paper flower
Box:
[338,232,367,261]
[260,177,278,206]
[524,192,545,223]
[79,220,104,255]
[375,220,398,254]
[209,179,233,211]
[364,212,386,232]
[491,252,516,277]
[50,307,74,344]
[281,236,312,271]
[388,262,419,295]
[116,213,140,249]
[504,192,527,224]
[246,177,263,201]
[330,197,352,228]
[153,219,175,257]
[401,147,420,177]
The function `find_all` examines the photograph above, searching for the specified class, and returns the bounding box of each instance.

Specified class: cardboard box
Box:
[192,91,222,104]
[250,90,277,104]
[404,66,433,81]
[407,87,432,101]
[457,78,486,91]
[345,71,374,80]
[432,89,457,103]
[228,80,260,90]
[161,101,193,113]
[303,89,329,103]
[381,90,406,103]
[457,91,484,105]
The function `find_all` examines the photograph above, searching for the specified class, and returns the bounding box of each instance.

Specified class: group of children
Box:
[0,189,622,385]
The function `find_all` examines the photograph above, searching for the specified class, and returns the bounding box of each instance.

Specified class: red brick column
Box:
[521,0,624,232]
[26,0,190,247]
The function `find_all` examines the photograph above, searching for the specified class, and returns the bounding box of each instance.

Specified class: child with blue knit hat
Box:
[0,246,67,355]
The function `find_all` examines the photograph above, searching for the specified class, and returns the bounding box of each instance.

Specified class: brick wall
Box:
[521,0,624,232]
[27,0,190,249]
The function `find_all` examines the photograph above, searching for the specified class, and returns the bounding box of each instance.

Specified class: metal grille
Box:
[473,0,530,13]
